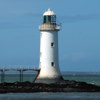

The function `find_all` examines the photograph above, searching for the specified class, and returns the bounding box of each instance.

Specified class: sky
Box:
[0,0,100,72]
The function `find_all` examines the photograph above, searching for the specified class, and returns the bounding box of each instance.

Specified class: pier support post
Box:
[1,70,5,83]
[19,69,23,82]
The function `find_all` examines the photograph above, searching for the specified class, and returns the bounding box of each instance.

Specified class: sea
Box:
[0,71,100,100]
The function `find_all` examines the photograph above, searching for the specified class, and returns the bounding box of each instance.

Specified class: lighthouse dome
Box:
[43,9,55,16]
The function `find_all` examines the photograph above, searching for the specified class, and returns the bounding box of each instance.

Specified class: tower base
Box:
[35,76,63,84]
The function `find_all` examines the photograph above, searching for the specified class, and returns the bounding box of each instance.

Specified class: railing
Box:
[0,65,40,83]
[39,24,60,31]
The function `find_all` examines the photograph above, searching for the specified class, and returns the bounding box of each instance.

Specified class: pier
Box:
[0,66,40,83]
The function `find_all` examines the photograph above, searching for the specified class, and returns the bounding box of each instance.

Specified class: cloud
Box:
[59,13,100,23]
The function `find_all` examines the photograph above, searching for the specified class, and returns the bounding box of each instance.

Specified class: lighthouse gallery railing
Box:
[39,24,60,31]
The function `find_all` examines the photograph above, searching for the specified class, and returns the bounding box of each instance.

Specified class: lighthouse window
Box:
[51,42,54,47]
[51,62,54,66]
[43,16,52,24]
[51,15,56,24]
[43,16,46,23]
[48,16,51,23]
[43,16,48,23]
[43,15,56,24]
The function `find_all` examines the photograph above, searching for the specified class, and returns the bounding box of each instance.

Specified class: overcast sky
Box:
[0,0,100,72]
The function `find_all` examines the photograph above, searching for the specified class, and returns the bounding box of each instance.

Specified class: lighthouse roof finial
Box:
[48,8,51,11]
[43,8,55,16]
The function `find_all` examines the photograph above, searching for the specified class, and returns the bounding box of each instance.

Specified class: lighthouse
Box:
[35,9,63,84]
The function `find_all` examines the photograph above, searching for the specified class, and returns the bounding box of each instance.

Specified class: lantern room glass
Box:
[43,15,56,24]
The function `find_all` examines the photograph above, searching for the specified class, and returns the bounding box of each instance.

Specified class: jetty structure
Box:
[35,9,63,83]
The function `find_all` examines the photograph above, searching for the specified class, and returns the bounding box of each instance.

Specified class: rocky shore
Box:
[0,80,100,93]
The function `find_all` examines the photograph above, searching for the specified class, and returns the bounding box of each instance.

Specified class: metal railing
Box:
[0,65,40,83]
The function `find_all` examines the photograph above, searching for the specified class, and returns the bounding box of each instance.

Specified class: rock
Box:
[0,80,100,93]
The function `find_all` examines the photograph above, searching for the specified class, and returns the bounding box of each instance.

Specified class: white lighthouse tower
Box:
[35,9,63,83]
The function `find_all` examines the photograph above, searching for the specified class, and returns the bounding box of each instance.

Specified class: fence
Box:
[0,65,39,83]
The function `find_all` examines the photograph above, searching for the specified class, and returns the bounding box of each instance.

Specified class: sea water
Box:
[0,92,100,100]
[0,72,100,100]
[0,73,100,86]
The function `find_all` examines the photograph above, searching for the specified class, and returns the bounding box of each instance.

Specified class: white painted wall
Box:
[38,30,61,78]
